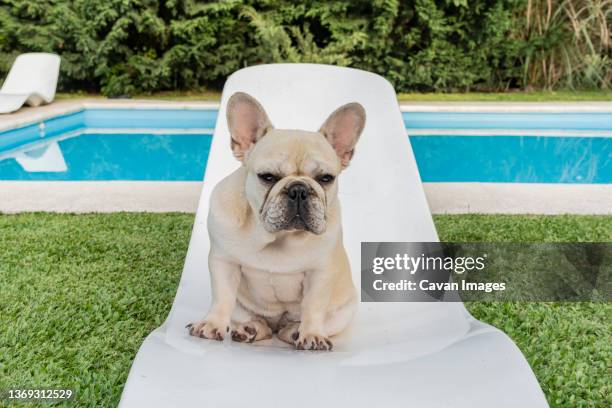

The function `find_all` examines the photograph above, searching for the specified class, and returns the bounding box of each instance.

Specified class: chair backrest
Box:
[165,64,470,351]
[1,53,61,100]
[205,64,439,272]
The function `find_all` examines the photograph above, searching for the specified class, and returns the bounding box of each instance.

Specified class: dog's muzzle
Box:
[260,180,326,235]
[285,182,310,229]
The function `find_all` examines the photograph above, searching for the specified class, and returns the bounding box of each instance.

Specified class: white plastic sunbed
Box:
[120,64,549,407]
[0,53,61,114]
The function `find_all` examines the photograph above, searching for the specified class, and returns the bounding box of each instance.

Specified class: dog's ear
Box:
[319,102,366,168]
[227,92,273,162]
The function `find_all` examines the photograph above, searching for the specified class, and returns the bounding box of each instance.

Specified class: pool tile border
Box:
[0,100,220,132]
[2,99,612,132]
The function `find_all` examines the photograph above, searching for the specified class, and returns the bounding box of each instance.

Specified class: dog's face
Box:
[226,92,365,235]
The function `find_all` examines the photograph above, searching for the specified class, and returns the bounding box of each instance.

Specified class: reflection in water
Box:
[14,142,67,173]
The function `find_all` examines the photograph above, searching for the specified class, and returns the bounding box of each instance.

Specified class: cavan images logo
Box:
[370,252,506,294]
[361,242,611,302]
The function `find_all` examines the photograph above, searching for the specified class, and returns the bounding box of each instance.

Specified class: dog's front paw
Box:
[231,325,256,343]
[186,319,228,341]
[294,332,333,351]
[231,319,273,343]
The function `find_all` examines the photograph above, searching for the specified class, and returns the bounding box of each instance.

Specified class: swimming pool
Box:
[0,108,610,183]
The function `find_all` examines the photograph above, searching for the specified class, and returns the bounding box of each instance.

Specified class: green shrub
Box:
[522,0,611,90]
[0,0,608,95]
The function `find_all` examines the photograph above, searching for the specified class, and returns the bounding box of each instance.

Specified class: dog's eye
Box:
[258,173,280,183]
[317,174,335,184]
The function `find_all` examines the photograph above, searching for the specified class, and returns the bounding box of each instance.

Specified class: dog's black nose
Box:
[287,183,308,202]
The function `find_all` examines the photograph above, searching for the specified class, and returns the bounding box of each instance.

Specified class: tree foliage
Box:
[0,0,608,95]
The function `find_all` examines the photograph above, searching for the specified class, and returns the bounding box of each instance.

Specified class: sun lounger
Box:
[0,53,61,114]
[119,64,548,407]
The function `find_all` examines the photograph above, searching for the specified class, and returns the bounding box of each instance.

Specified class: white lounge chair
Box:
[119,64,549,407]
[0,53,61,114]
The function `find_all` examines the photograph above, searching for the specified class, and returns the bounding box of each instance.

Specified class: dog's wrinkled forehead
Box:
[248,129,340,176]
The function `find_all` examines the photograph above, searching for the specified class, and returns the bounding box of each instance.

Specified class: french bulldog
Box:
[187,92,365,351]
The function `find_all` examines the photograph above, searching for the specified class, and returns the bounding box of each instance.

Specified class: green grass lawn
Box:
[0,214,610,407]
[56,90,612,102]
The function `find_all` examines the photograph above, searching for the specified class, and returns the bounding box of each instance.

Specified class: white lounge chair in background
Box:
[0,53,61,114]
[119,64,549,407]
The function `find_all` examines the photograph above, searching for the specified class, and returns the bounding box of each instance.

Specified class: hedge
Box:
[0,0,609,95]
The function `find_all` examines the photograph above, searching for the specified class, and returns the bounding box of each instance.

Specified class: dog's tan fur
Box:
[188,92,365,350]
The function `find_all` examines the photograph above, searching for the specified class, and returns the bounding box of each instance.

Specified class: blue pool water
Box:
[0,109,610,183]
[0,133,210,181]
[411,136,610,183]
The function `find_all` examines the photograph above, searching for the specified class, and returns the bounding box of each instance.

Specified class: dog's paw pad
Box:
[231,325,257,343]
[231,331,247,342]
[295,334,333,351]
[187,320,226,341]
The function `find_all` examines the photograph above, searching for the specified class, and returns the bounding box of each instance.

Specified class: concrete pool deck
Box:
[0,181,610,215]
[1,99,611,215]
